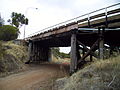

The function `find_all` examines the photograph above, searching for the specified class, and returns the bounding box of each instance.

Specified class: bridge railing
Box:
[27,2,120,38]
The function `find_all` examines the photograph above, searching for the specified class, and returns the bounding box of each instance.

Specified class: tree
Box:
[0,17,4,26]
[51,47,70,58]
[0,25,19,41]
[8,12,28,28]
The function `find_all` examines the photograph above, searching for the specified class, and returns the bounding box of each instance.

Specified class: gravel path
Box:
[0,63,69,90]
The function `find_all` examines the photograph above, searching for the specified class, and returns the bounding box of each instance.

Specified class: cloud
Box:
[37,0,73,8]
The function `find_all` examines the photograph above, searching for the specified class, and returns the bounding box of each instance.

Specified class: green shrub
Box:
[0,25,19,41]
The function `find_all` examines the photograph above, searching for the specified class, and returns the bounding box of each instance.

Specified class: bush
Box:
[0,41,4,58]
[51,48,70,59]
[0,25,19,41]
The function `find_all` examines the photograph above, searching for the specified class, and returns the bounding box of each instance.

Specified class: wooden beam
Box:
[37,45,40,62]
[77,18,88,23]
[78,38,100,64]
[34,44,37,61]
[90,55,93,61]
[48,48,52,62]
[36,43,39,61]
[90,13,105,20]
[99,39,104,59]
[70,33,78,74]
[107,8,120,15]
[31,42,35,61]
[77,40,98,58]
[83,48,85,56]
[78,14,120,28]
[98,27,104,59]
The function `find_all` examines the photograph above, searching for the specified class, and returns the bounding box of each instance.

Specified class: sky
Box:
[0,0,120,53]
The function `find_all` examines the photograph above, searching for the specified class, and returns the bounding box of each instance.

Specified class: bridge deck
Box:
[27,3,120,41]
[29,14,120,41]
[33,28,120,47]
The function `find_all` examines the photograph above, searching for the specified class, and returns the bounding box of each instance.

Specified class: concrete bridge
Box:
[26,3,120,74]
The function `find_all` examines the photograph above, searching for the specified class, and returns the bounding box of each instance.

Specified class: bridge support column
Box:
[36,43,39,61]
[70,33,80,74]
[90,55,93,61]
[34,43,37,62]
[28,41,32,61]
[25,40,33,64]
[99,39,104,59]
[98,27,105,59]
[37,46,49,62]
[48,48,52,62]
[32,42,35,61]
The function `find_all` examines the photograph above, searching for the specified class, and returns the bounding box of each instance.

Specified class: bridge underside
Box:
[27,27,120,74]
[33,29,120,47]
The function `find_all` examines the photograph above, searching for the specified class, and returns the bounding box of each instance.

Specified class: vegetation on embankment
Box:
[51,47,70,64]
[51,48,70,59]
[54,56,120,90]
[0,41,28,77]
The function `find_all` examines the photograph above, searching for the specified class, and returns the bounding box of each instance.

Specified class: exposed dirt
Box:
[0,63,69,90]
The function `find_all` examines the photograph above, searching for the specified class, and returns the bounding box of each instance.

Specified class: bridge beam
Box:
[70,33,80,74]
[98,27,105,59]
[25,40,33,64]
[99,39,104,59]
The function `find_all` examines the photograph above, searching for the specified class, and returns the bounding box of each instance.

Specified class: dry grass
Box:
[4,41,28,62]
[54,56,120,90]
[0,41,28,77]
[52,54,70,65]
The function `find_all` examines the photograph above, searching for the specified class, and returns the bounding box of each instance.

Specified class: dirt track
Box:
[0,63,69,90]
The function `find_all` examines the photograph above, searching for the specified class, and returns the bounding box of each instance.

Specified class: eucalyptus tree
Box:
[0,15,4,26]
[8,12,28,28]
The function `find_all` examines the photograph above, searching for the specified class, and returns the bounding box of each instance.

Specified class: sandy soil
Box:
[0,63,69,90]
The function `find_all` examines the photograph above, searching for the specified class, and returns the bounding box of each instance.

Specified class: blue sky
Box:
[0,0,120,53]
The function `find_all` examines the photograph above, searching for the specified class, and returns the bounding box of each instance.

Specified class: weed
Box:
[54,56,120,90]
